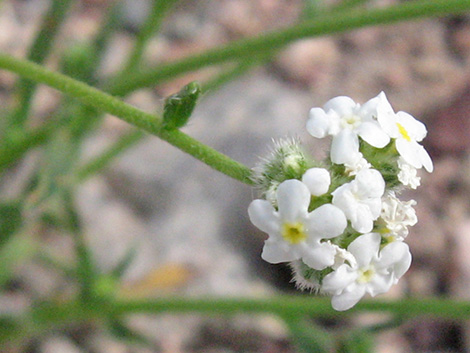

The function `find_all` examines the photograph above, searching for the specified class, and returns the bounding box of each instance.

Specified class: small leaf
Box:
[110,243,138,279]
[162,81,201,130]
[0,201,22,249]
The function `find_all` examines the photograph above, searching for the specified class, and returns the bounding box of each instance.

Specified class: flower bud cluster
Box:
[248,92,432,311]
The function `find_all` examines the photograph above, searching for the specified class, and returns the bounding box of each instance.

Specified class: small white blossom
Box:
[322,233,412,311]
[307,93,390,165]
[301,168,331,196]
[343,152,371,176]
[376,98,433,172]
[332,169,385,233]
[380,191,417,241]
[397,158,421,189]
[248,179,347,270]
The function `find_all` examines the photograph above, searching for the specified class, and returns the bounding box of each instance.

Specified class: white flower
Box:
[322,233,412,311]
[301,168,331,196]
[248,179,347,270]
[380,191,417,241]
[332,169,385,233]
[376,100,433,172]
[343,152,371,176]
[397,158,421,189]
[307,93,390,165]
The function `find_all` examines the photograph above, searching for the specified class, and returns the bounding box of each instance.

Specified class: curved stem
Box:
[0,54,253,184]
[107,0,470,95]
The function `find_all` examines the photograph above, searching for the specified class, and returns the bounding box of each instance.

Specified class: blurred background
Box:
[1,0,470,352]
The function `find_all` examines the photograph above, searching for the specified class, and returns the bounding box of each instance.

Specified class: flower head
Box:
[307,93,391,165]
[248,179,347,270]
[322,233,412,311]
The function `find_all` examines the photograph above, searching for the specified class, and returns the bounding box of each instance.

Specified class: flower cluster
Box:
[248,92,432,311]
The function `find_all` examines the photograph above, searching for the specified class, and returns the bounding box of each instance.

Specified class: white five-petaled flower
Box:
[322,233,412,311]
[380,191,417,241]
[307,93,390,165]
[248,179,347,270]
[375,93,433,173]
[332,168,385,233]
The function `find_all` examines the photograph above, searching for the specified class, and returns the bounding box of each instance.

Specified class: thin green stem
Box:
[107,0,470,95]
[4,296,470,345]
[121,0,179,74]
[0,54,253,184]
[11,0,73,125]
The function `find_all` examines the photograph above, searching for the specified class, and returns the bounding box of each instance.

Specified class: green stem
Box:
[11,0,73,125]
[107,0,470,95]
[0,54,253,185]
[121,0,179,74]
[4,296,470,345]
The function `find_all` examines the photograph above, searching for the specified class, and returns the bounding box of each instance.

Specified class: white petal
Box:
[362,198,382,220]
[355,169,385,198]
[418,144,433,172]
[356,122,390,148]
[261,239,299,264]
[367,273,394,296]
[350,204,374,233]
[377,113,399,138]
[277,180,310,222]
[359,91,394,120]
[331,184,355,216]
[301,242,337,270]
[331,129,360,164]
[348,233,381,268]
[324,96,356,116]
[378,241,412,279]
[322,264,358,295]
[331,284,366,311]
[302,168,331,196]
[396,111,427,142]
[307,204,347,239]
[396,140,422,169]
[248,200,279,234]
[307,108,331,138]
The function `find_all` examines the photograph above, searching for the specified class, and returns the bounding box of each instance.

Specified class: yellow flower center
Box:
[357,267,375,283]
[282,222,307,244]
[396,122,411,142]
[341,115,361,129]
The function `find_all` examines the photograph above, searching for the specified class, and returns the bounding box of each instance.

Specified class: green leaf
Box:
[0,201,22,249]
[110,243,138,279]
[162,81,201,130]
